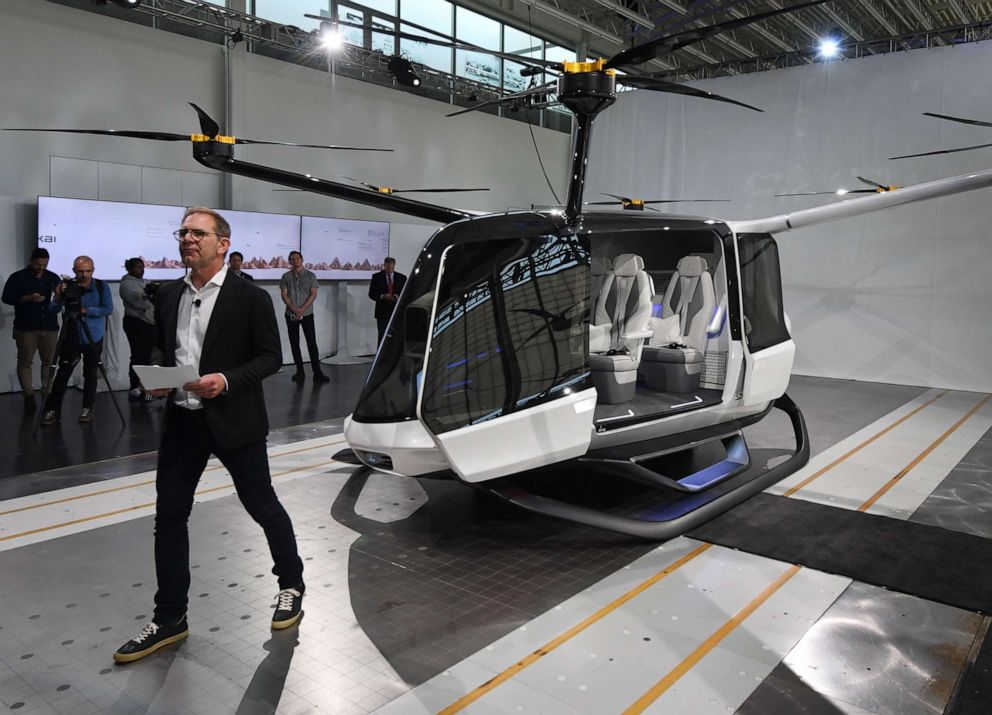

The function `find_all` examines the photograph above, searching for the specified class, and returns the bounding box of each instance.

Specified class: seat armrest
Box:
[621,329,653,341]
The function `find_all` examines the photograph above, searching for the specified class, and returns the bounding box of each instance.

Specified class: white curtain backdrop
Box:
[588,40,992,392]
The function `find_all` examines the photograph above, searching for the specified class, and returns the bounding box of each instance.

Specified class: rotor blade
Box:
[189,102,221,137]
[618,75,762,112]
[600,192,630,202]
[321,18,561,71]
[643,199,731,204]
[856,176,887,189]
[604,0,831,70]
[923,111,992,129]
[4,128,191,141]
[889,142,992,160]
[234,138,392,151]
[586,201,626,205]
[394,188,490,193]
[446,81,556,117]
[775,189,874,196]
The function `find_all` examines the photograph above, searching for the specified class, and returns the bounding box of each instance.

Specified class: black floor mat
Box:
[688,493,992,615]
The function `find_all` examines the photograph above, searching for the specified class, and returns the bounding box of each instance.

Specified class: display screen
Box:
[38,197,185,279]
[300,215,390,280]
[216,208,301,280]
[37,198,381,281]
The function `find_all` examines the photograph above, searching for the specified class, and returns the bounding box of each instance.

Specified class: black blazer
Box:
[368,270,407,320]
[154,273,282,450]
[234,270,254,282]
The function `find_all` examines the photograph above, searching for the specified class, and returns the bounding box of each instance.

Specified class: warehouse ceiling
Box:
[464,0,992,79]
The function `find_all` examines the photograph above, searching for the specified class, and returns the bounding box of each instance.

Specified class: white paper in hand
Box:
[133,365,201,390]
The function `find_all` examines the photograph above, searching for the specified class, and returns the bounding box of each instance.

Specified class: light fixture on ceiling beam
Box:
[387,56,421,87]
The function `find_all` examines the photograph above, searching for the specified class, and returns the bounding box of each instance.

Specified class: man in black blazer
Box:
[228,251,254,281]
[368,256,407,345]
[115,207,304,663]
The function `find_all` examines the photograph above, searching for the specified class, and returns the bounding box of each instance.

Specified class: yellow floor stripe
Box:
[858,394,992,512]
[782,390,946,497]
[623,564,802,714]
[0,437,346,517]
[0,457,341,543]
[437,543,713,715]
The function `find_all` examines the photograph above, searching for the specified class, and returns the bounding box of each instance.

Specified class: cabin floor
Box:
[593,384,724,428]
[1,369,990,714]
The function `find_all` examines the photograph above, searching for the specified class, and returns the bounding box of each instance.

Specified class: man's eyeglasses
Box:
[173,228,218,241]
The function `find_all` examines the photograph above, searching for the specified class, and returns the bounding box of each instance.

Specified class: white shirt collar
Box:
[183,264,229,292]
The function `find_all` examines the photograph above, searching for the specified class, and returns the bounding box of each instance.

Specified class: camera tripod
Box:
[32,306,126,438]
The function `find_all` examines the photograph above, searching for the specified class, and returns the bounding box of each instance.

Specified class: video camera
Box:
[61,277,85,310]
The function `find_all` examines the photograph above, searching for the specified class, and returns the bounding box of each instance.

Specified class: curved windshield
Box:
[420,234,590,434]
[353,214,567,423]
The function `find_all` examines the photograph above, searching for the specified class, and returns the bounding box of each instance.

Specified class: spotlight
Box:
[387,56,421,87]
[319,22,344,52]
[817,37,840,58]
[228,28,244,46]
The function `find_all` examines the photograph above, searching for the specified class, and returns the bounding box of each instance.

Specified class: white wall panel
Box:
[0,0,568,391]
[590,42,992,392]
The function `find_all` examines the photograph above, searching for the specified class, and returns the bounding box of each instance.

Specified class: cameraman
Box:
[41,256,114,425]
[119,258,157,399]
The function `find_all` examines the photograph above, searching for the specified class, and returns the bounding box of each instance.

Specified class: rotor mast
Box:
[558,61,617,225]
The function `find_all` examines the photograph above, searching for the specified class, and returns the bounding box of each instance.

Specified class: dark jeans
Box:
[44,334,103,414]
[285,313,321,372]
[122,316,156,390]
[153,404,304,622]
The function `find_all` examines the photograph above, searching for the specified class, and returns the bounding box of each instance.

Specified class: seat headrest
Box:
[612,253,644,277]
[591,255,611,276]
[676,255,708,277]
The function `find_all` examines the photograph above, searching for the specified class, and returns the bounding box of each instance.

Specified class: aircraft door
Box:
[735,233,796,405]
[417,235,595,483]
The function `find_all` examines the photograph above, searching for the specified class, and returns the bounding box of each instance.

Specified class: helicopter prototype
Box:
[12,0,992,539]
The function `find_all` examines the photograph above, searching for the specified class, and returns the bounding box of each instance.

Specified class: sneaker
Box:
[271,587,303,630]
[291,369,305,383]
[113,617,189,663]
[78,408,93,423]
[144,392,157,402]
[129,388,143,399]
[41,410,58,425]
[313,371,330,384]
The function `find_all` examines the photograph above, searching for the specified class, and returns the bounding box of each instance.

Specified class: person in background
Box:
[228,251,254,281]
[1,248,61,412]
[368,256,406,345]
[279,251,328,384]
[119,258,158,400]
[41,256,113,425]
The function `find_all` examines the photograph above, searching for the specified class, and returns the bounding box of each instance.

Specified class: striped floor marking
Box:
[0,436,347,518]
[436,543,714,714]
[0,435,349,546]
[782,390,947,497]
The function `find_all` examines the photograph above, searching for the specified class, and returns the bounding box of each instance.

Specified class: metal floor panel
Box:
[0,375,989,714]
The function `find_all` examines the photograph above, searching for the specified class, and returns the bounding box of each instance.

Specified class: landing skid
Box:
[481,394,809,540]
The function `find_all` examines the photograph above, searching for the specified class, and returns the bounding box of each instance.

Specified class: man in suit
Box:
[368,256,406,345]
[228,251,254,281]
[115,207,304,663]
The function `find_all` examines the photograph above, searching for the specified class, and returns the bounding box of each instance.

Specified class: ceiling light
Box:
[387,56,421,87]
[319,22,344,52]
[818,37,840,59]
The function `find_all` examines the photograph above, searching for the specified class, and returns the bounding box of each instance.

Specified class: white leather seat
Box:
[640,255,715,393]
[589,253,653,404]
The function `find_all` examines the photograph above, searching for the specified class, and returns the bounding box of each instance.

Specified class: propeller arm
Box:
[192,143,472,224]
